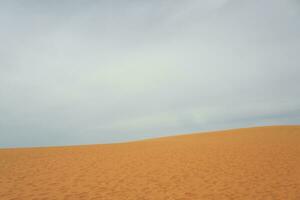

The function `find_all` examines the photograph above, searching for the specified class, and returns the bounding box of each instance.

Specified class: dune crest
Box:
[0,126,300,199]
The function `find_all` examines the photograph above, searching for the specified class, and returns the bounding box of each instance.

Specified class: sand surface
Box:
[0,126,300,200]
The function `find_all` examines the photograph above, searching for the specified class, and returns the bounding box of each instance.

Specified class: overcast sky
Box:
[1,0,300,147]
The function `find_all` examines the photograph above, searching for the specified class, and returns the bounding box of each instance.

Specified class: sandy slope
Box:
[0,126,299,200]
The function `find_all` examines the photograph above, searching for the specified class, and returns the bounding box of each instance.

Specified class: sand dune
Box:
[0,126,299,200]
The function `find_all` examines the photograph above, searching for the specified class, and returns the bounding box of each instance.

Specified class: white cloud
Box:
[0,0,299,147]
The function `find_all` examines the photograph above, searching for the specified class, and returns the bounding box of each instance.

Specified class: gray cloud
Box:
[1,0,300,147]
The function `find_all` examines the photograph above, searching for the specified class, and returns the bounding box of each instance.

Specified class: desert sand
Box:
[0,126,299,200]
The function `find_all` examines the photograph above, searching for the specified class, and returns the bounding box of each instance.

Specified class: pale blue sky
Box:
[1,0,300,147]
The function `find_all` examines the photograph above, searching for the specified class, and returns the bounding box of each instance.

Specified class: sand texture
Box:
[0,126,300,200]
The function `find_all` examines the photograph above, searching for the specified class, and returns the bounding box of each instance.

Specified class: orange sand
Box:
[0,126,300,200]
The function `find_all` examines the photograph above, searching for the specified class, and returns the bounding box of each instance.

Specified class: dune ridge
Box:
[0,126,300,199]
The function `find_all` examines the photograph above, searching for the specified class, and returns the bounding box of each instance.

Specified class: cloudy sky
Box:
[1,0,300,147]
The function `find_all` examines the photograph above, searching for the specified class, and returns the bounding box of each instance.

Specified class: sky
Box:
[1,0,300,147]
